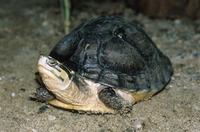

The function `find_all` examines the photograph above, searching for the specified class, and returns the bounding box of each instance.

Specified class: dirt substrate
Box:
[0,0,200,132]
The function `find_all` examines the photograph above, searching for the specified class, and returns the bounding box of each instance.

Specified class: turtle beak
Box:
[38,55,46,66]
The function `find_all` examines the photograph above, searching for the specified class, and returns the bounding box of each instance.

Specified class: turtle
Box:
[36,16,173,113]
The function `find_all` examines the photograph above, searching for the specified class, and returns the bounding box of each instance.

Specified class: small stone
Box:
[183,86,187,89]
[124,128,134,132]
[191,75,200,81]
[133,120,144,130]
[177,39,183,44]
[0,107,2,111]
[11,92,16,97]
[175,73,181,77]
[169,85,173,88]
[0,76,5,81]
[42,21,49,26]
[177,83,181,87]
[48,115,56,121]
[192,51,200,57]
[192,104,200,111]
[174,19,181,25]
[31,128,37,132]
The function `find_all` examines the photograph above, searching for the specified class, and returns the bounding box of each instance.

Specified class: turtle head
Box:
[37,55,116,113]
[37,55,73,92]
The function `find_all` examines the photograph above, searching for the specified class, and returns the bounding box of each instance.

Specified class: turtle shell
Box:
[50,16,173,92]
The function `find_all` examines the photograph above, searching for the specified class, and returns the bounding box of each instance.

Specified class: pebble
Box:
[191,75,200,81]
[31,128,37,132]
[192,104,200,111]
[0,76,5,81]
[174,19,181,25]
[11,92,16,97]
[183,86,187,89]
[192,51,200,57]
[0,107,2,111]
[48,115,56,121]
[133,120,144,130]
[42,21,49,27]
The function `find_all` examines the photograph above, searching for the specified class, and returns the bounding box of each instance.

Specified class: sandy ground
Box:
[0,0,200,132]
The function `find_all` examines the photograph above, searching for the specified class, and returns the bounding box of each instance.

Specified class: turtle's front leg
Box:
[30,72,55,102]
[34,86,55,103]
[98,87,133,113]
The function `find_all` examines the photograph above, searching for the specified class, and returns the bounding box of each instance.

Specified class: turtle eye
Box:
[47,57,57,67]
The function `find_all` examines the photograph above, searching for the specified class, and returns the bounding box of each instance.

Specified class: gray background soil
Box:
[0,0,200,132]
